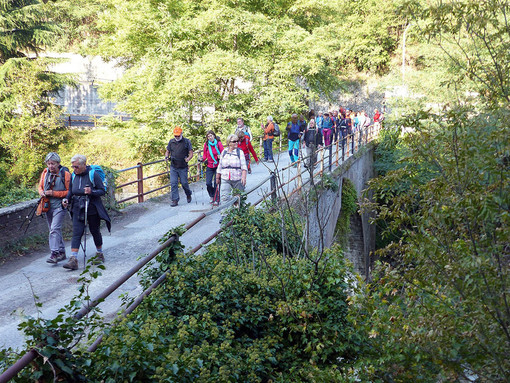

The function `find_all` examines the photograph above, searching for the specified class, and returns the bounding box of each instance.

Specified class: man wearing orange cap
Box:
[165,126,194,206]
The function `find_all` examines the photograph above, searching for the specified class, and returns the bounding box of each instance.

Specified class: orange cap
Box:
[173,126,183,136]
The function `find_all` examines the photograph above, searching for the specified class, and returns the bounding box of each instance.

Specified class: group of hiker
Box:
[36,107,382,269]
[38,152,110,270]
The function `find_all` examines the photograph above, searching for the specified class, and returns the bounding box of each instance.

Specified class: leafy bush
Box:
[0,166,38,207]
[354,106,510,382]
[84,203,361,382]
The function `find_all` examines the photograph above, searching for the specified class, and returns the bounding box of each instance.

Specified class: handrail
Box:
[0,123,381,382]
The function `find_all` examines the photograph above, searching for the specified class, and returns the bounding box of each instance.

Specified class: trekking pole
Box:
[65,206,86,254]
[83,195,89,265]
[19,197,42,234]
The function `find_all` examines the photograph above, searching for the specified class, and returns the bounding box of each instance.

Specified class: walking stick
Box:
[83,195,89,265]
[19,197,42,234]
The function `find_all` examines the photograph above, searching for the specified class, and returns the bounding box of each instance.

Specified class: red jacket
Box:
[238,136,259,162]
[202,140,224,168]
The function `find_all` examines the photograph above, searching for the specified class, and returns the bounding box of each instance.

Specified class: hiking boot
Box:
[46,251,60,264]
[57,251,67,262]
[170,200,178,207]
[91,252,104,265]
[187,195,192,203]
[63,256,78,270]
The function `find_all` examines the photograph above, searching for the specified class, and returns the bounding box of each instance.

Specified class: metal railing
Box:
[0,123,381,382]
[113,135,288,205]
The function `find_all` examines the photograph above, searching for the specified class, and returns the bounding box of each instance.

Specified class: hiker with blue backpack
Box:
[62,154,111,270]
[286,114,304,164]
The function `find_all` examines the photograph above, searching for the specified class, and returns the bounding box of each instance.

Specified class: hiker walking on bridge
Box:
[165,126,194,207]
[62,154,111,270]
[201,130,224,204]
[216,134,248,204]
[286,113,303,164]
[38,152,71,264]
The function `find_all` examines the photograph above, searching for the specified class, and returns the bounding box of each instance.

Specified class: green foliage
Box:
[0,201,359,382]
[0,166,37,207]
[410,0,510,106]
[87,0,405,157]
[0,57,74,185]
[87,204,358,381]
[0,0,58,63]
[0,261,107,382]
[356,106,510,382]
[335,178,357,247]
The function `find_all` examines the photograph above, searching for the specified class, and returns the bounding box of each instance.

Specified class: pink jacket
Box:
[202,140,224,168]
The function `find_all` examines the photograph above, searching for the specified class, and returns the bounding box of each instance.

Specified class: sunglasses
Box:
[174,135,182,138]
[230,140,238,143]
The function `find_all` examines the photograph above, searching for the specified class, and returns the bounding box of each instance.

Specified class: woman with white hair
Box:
[261,116,275,162]
[62,154,111,270]
[215,134,248,204]
[38,152,71,264]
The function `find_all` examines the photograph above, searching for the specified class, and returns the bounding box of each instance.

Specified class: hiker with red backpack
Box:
[62,154,111,270]
[237,131,259,174]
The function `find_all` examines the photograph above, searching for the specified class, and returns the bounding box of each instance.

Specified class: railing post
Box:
[270,172,277,202]
[68,115,72,128]
[328,144,332,172]
[297,159,302,190]
[335,140,339,165]
[341,135,345,162]
[137,163,144,203]
[106,171,116,209]
[320,147,324,175]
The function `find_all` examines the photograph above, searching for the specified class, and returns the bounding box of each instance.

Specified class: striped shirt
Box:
[217,148,248,181]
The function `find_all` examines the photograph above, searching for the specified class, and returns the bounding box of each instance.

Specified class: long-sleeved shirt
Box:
[238,136,259,162]
[216,148,248,181]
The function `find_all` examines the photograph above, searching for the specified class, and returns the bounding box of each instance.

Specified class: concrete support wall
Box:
[307,146,376,277]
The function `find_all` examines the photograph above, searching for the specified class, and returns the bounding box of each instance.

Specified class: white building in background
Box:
[46,53,126,116]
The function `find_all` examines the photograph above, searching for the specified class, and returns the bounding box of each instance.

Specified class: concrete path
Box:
[0,151,306,350]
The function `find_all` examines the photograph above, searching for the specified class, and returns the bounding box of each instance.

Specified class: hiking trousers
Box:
[71,213,102,250]
[170,166,192,202]
[263,138,274,161]
[46,206,66,253]
[220,179,245,204]
[205,166,218,198]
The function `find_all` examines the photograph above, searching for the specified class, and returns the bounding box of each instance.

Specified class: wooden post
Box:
[137,163,144,203]
[320,147,324,175]
[270,172,277,203]
[297,159,302,190]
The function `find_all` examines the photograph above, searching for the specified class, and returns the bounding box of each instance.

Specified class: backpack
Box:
[289,122,300,135]
[273,122,280,137]
[72,164,107,192]
[221,148,242,163]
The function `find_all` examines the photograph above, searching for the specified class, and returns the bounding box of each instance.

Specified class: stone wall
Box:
[0,199,72,254]
[307,145,376,278]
